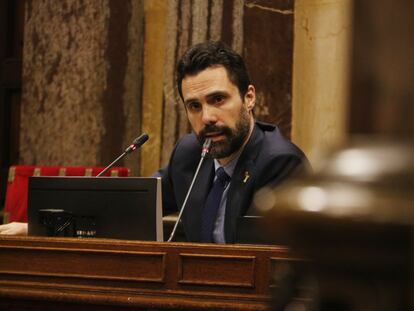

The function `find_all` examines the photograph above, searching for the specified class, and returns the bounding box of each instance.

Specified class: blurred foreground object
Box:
[257,138,414,310]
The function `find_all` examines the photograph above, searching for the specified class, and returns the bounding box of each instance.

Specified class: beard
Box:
[196,105,251,159]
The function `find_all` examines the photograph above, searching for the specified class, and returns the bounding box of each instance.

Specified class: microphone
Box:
[167,138,212,242]
[96,133,149,177]
[124,133,149,154]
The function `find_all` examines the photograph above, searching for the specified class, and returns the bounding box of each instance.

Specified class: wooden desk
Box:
[0,236,295,310]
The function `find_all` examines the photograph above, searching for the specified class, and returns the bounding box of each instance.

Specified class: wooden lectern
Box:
[0,236,296,310]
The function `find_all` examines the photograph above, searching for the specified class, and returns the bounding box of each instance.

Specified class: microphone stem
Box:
[167,156,206,242]
[96,151,127,177]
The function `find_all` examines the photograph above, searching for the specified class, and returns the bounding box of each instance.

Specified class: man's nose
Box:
[201,106,218,124]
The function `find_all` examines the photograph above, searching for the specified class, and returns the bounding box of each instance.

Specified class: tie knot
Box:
[215,167,230,185]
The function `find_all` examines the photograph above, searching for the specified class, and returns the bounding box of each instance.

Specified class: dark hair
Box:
[176,41,251,100]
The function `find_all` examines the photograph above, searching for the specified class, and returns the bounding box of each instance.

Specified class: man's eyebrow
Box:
[184,90,229,105]
[205,90,229,100]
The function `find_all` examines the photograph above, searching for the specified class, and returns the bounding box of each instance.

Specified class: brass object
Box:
[7,166,16,183]
[33,168,41,176]
[85,168,93,176]
[58,168,66,176]
[257,138,414,310]
[2,212,9,224]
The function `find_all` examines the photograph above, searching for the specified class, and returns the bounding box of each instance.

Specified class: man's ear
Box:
[244,85,256,112]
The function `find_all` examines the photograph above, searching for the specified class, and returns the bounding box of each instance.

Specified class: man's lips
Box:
[205,131,222,137]
[205,132,225,141]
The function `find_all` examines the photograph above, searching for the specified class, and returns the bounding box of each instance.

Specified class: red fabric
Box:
[39,166,61,176]
[91,167,129,177]
[62,167,87,176]
[4,166,35,223]
[4,166,130,223]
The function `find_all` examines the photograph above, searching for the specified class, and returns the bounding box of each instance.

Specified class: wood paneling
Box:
[0,236,295,310]
[178,253,256,287]
[0,246,166,283]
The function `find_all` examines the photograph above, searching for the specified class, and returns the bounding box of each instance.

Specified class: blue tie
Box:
[201,167,230,242]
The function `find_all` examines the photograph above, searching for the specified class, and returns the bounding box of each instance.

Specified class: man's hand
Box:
[0,222,28,236]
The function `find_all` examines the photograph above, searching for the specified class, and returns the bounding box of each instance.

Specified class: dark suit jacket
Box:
[160,121,308,243]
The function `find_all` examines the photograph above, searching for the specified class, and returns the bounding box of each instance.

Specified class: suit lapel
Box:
[225,125,264,242]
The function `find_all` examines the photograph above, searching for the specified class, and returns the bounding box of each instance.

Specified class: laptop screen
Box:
[27,177,163,241]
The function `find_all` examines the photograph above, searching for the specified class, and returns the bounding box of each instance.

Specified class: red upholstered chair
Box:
[3,166,129,223]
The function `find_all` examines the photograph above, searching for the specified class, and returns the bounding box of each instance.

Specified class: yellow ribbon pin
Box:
[243,171,250,183]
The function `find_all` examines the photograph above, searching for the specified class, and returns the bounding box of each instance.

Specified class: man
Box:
[160,41,307,243]
[0,41,307,240]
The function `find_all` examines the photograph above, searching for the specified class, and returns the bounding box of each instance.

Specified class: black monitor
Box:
[28,177,163,241]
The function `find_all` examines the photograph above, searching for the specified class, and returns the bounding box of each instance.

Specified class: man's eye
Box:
[213,95,224,104]
[187,102,201,111]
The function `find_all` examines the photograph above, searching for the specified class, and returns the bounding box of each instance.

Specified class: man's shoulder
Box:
[249,121,309,190]
[255,121,305,159]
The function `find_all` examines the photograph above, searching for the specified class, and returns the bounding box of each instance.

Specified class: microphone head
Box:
[201,138,212,158]
[133,133,149,147]
[125,133,149,153]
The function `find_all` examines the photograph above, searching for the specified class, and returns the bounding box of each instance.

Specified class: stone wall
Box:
[19,0,144,173]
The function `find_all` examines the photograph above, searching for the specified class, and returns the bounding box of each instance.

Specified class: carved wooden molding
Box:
[0,236,293,310]
[178,253,256,288]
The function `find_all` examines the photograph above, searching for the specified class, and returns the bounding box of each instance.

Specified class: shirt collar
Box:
[213,154,240,178]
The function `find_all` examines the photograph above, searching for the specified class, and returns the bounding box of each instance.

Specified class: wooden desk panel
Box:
[0,236,295,310]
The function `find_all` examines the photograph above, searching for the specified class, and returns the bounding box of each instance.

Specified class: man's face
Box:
[181,66,255,161]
